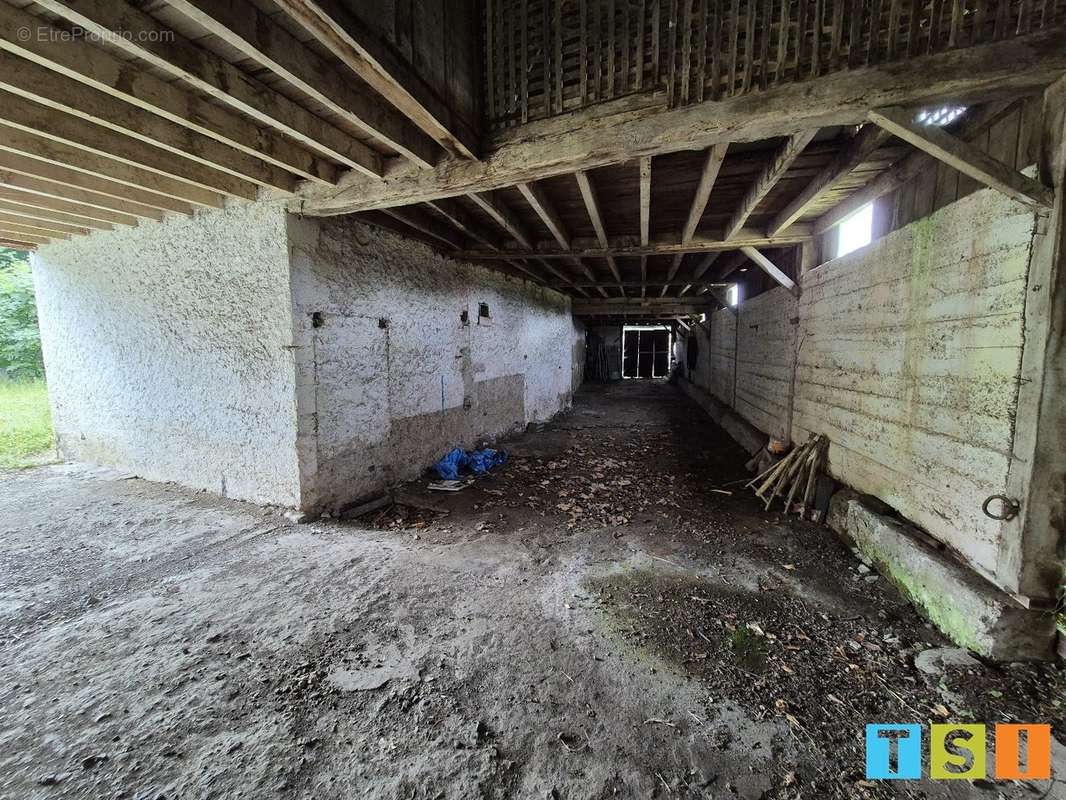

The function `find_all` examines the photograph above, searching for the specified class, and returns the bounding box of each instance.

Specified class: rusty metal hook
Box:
[981,494,1020,521]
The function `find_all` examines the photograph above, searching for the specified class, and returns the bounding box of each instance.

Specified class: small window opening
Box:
[915,106,967,127]
[727,284,739,307]
[478,302,490,319]
[836,202,874,258]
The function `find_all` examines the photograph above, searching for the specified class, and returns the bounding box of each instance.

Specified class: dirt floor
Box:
[0,381,1062,799]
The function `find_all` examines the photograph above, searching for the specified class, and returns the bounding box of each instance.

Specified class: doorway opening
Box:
[621,325,672,379]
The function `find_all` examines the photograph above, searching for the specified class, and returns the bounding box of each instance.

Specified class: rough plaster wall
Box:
[735,288,799,441]
[703,309,737,406]
[32,201,302,507]
[287,215,575,512]
[794,189,1036,580]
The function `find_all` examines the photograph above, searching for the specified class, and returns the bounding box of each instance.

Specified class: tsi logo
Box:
[865,723,1052,781]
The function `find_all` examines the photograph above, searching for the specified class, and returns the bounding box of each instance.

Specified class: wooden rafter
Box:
[382,206,462,249]
[0,199,114,231]
[0,126,222,209]
[466,192,534,249]
[663,142,729,294]
[575,170,624,289]
[166,0,434,169]
[517,182,570,249]
[867,106,1055,208]
[425,199,501,250]
[740,246,799,295]
[0,170,164,222]
[0,212,86,238]
[723,131,817,240]
[32,0,381,176]
[0,187,136,227]
[766,125,891,236]
[271,0,478,160]
[0,53,309,192]
[680,252,721,296]
[0,3,334,187]
[0,92,259,200]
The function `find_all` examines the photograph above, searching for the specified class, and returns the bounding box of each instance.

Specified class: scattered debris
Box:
[427,479,470,492]
[913,647,982,676]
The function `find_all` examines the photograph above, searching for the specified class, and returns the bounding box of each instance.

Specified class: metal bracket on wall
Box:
[981,494,1020,521]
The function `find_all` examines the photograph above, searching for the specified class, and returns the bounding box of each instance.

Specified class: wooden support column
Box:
[997,75,1066,603]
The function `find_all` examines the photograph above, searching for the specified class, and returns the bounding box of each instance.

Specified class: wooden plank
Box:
[0,52,304,192]
[0,212,87,237]
[555,0,565,113]
[724,130,818,239]
[679,251,721,294]
[711,0,723,96]
[868,0,884,63]
[776,0,790,83]
[581,0,590,103]
[622,0,631,93]
[757,0,771,90]
[271,0,479,159]
[667,0,679,104]
[0,169,165,222]
[652,0,662,82]
[830,0,845,66]
[728,0,740,94]
[517,181,572,248]
[452,225,813,258]
[887,0,903,57]
[487,0,497,121]
[32,0,381,175]
[0,229,50,245]
[0,90,258,200]
[812,0,823,76]
[636,0,648,89]
[639,156,653,247]
[0,199,113,231]
[0,219,68,240]
[521,0,530,123]
[297,30,1066,214]
[608,0,618,97]
[467,191,535,248]
[0,186,137,226]
[767,124,892,235]
[682,143,730,241]
[681,0,694,103]
[575,169,611,247]
[0,131,212,211]
[867,106,1054,206]
[166,0,434,168]
[0,2,335,186]
[743,0,757,91]
[848,0,864,66]
[698,0,710,98]
[543,0,551,117]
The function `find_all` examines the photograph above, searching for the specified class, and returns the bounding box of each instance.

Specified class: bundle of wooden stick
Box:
[746,434,828,516]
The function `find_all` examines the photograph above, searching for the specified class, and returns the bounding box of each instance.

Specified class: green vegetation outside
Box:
[0,379,53,468]
[0,246,52,468]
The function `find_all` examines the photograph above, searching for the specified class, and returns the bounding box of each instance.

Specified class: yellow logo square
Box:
[930,724,986,779]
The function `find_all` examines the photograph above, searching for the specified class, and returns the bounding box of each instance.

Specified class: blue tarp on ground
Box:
[433,447,508,480]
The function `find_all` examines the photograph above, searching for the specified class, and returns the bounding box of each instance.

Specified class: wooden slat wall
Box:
[485,0,1066,130]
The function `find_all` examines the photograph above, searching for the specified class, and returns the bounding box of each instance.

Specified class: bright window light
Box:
[916,106,966,127]
[836,202,873,258]
[726,284,739,306]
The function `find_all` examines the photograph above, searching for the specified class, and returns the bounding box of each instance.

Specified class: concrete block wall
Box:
[32,200,303,507]
[287,215,578,513]
[685,187,1039,588]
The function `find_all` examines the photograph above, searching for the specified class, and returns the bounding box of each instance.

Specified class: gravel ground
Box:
[0,381,1062,799]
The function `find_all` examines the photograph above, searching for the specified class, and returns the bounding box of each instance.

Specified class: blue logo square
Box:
[866,724,922,780]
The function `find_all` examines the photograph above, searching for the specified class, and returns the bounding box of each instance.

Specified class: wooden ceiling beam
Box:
[293,29,1066,215]
[271,0,479,160]
[517,181,571,249]
[32,0,379,176]
[680,252,721,296]
[867,106,1054,208]
[0,91,259,200]
[0,3,333,187]
[166,0,435,169]
[724,131,817,240]
[575,170,623,289]
[452,225,812,260]
[739,246,799,295]
[466,192,534,249]
[0,239,37,251]
[530,258,591,298]
[767,125,892,236]
[0,126,222,210]
[0,200,114,231]
[0,169,164,222]
[662,142,729,296]
[425,199,501,250]
[0,228,52,245]
[0,188,136,227]
[0,53,298,195]
[382,206,463,250]
[0,212,87,237]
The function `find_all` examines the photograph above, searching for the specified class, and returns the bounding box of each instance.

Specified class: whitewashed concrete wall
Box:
[735,288,799,441]
[689,310,735,405]
[794,190,1035,579]
[287,215,576,512]
[686,188,1037,581]
[32,201,302,506]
